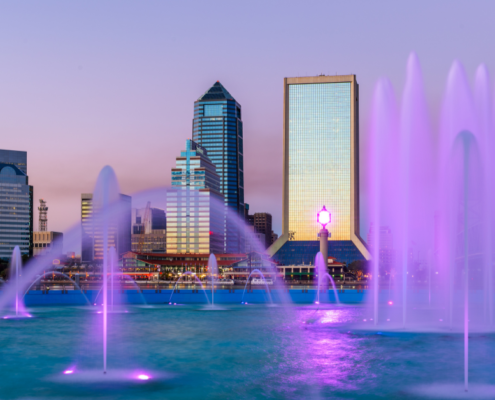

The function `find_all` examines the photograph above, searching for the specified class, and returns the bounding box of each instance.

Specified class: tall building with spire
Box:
[166,140,224,254]
[192,81,244,253]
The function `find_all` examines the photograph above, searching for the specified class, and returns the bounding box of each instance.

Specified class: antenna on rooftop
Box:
[38,199,48,232]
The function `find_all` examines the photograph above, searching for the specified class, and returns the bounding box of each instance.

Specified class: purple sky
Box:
[0,1,493,252]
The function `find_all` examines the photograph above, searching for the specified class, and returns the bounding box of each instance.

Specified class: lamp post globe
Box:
[317,206,331,229]
[317,206,331,269]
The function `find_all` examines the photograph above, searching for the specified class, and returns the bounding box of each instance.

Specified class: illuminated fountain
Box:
[3,246,31,319]
[366,52,495,396]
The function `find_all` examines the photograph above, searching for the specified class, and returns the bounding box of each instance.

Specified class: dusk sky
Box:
[1,1,494,253]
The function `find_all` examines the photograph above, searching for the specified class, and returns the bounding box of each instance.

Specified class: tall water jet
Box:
[110,247,117,311]
[399,52,433,327]
[367,77,398,325]
[314,252,340,305]
[208,254,217,307]
[475,64,493,325]
[92,166,120,375]
[9,246,23,317]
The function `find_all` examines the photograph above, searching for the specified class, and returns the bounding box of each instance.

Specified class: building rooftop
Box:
[197,81,235,101]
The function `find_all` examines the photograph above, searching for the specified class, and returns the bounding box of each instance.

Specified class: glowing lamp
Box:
[317,206,331,229]
[137,374,150,380]
[64,370,74,374]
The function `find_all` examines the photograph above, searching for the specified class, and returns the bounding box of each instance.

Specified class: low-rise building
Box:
[33,231,63,257]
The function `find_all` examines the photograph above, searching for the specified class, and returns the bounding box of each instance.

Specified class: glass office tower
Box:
[0,150,33,259]
[270,75,370,265]
[166,140,224,254]
[192,82,244,253]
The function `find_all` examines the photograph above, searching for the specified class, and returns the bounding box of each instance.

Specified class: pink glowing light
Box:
[388,301,393,305]
[315,301,320,305]
[317,206,331,228]
[137,374,150,380]
[64,370,74,374]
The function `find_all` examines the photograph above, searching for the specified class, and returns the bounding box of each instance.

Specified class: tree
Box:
[348,260,371,275]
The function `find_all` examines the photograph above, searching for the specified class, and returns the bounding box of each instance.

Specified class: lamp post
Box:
[317,206,331,269]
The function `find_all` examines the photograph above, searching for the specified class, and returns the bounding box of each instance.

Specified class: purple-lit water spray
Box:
[314,252,340,305]
[367,52,495,394]
[241,269,274,304]
[209,253,217,307]
[169,271,210,305]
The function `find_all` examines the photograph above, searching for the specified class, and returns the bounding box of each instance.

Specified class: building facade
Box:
[192,81,245,253]
[270,75,370,266]
[33,198,63,257]
[0,150,33,259]
[131,206,166,253]
[121,251,246,279]
[253,213,272,249]
[33,231,63,257]
[81,193,132,262]
[166,140,224,254]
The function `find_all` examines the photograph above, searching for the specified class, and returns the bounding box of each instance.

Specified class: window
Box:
[204,105,223,116]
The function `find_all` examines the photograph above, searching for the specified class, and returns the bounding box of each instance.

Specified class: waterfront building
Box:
[131,206,166,253]
[192,81,245,253]
[0,150,33,259]
[166,140,224,254]
[276,256,347,282]
[269,75,370,265]
[33,231,63,257]
[121,251,245,279]
[81,193,131,263]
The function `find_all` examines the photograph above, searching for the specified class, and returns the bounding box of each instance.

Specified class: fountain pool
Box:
[1,304,495,399]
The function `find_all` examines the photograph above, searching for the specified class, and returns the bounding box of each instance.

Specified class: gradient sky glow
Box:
[0,1,493,252]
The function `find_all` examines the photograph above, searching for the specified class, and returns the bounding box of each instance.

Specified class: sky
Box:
[0,1,494,253]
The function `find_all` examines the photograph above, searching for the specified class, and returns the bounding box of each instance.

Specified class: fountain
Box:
[3,246,31,319]
[314,252,340,305]
[241,269,274,304]
[23,271,92,306]
[366,52,495,396]
[168,271,210,305]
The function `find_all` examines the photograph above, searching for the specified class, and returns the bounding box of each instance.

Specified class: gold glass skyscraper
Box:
[271,75,369,265]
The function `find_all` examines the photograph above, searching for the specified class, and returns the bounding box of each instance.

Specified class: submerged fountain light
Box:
[388,301,393,305]
[137,374,150,380]
[317,206,331,229]
[63,370,74,375]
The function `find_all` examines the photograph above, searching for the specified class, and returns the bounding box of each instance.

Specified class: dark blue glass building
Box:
[192,82,244,253]
[0,150,33,259]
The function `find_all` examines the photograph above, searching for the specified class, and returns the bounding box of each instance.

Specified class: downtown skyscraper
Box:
[270,75,370,265]
[0,150,33,259]
[192,82,244,253]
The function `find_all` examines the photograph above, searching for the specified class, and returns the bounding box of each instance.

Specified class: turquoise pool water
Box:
[1,304,495,399]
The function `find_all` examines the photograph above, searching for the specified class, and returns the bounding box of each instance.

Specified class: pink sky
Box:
[0,1,493,252]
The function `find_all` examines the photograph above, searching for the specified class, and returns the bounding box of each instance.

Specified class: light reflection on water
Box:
[0,305,495,399]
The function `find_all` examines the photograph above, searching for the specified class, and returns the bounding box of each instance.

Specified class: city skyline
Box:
[0,1,494,253]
